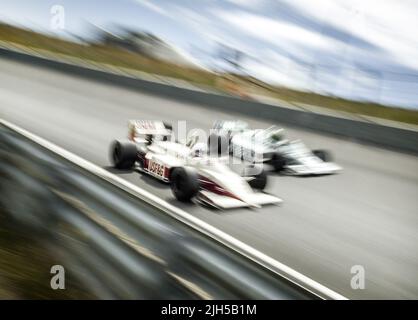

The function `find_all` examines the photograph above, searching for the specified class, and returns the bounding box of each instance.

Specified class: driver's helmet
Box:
[190,142,207,158]
[269,129,285,142]
[186,130,200,148]
[144,134,153,144]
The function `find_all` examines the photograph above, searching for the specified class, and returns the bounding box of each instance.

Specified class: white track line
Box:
[0,118,347,300]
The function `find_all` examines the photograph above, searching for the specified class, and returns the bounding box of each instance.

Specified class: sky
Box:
[1,0,418,109]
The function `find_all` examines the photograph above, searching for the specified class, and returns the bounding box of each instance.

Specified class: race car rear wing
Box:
[213,120,248,132]
[128,120,172,139]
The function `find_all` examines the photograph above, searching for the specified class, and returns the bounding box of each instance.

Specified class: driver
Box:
[144,134,153,145]
[190,142,207,158]
[269,129,285,143]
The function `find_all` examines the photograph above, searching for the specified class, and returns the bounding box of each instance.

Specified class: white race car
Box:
[210,120,342,176]
[109,120,282,209]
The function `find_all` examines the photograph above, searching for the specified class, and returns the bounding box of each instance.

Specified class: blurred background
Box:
[1,0,418,124]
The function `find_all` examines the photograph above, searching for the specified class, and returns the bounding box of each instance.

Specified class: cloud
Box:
[225,0,266,9]
[133,0,169,17]
[280,0,418,71]
[215,10,336,52]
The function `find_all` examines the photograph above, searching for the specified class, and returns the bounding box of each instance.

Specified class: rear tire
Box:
[271,153,286,172]
[170,167,199,202]
[110,140,137,169]
[312,149,332,162]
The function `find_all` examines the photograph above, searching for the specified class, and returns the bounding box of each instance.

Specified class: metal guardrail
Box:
[0,120,347,299]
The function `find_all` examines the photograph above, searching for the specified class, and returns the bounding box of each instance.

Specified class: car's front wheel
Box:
[170,167,199,202]
[243,165,268,190]
[312,149,332,162]
[110,140,137,169]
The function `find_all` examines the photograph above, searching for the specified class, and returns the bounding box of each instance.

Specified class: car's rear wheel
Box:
[170,167,199,202]
[110,140,137,169]
[312,149,332,162]
[271,153,286,172]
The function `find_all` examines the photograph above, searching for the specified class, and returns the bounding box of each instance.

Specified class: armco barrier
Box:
[1,48,417,154]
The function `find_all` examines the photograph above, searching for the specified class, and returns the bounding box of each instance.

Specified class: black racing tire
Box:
[312,149,332,162]
[110,140,137,169]
[271,153,286,172]
[170,167,199,202]
[208,133,229,156]
[246,167,268,190]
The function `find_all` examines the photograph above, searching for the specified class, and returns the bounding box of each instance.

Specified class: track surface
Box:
[1,57,417,299]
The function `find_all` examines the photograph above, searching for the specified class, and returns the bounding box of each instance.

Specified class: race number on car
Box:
[148,160,165,177]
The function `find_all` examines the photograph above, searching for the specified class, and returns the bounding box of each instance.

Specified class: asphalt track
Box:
[1,57,417,299]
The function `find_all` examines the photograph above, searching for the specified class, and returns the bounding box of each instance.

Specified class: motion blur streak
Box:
[0,56,417,299]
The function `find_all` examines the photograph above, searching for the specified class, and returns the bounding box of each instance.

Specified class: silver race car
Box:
[210,120,342,176]
[109,120,282,209]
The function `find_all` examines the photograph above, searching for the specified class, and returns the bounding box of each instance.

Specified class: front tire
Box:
[244,166,267,190]
[312,149,332,162]
[110,140,137,169]
[170,167,199,202]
